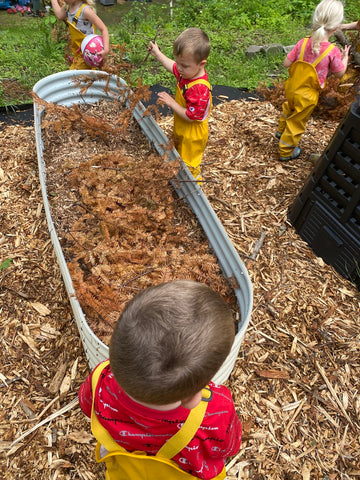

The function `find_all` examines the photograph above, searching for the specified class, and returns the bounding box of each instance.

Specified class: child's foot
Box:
[279,147,301,162]
[275,131,282,139]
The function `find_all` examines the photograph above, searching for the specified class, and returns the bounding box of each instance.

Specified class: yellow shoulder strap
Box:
[157,389,210,459]
[66,4,96,33]
[91,361,209,459]
[299,37,309,61]
[184,79,211,91]
[312,43,335,67]
[91,361,123,452]
[71,3,86,26]
[299,37,335,66]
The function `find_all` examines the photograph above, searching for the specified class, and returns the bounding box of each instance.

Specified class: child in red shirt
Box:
[147,28,212,183]
[79,280,241,479]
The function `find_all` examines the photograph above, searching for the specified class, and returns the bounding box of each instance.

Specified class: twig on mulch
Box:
[8,398,79,451]
[246,230,266,265]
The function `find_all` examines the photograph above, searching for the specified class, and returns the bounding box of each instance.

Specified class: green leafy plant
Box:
[0,259,12,272]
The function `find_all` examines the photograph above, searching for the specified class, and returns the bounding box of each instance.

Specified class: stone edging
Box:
[246,43,295,57]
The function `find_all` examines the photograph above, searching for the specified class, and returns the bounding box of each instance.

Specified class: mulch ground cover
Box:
[1,72,359,480]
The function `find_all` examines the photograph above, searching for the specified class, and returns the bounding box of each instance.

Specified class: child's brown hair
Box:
[173,28,210,64]
[109,280,235,405]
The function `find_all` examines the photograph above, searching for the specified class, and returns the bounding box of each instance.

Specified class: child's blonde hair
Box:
[173,28,210,64]
[312,0,344,54]
[109,280,235,405]
[83,0,96,12]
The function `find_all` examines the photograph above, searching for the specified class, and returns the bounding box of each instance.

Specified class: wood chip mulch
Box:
[1,92,359,480]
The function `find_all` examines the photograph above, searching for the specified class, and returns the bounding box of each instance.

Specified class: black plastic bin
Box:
[289,101,360,286]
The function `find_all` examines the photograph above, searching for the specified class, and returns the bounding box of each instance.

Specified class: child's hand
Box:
[99,48,109,63]
[157,91,176,108]
[341,44,351,59]
[157,92,189,120]
[147,41,160,57]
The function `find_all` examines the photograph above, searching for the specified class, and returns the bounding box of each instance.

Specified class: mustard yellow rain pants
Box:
[277,83,319,158]
[173,80,211,182]
[277,38,335,158]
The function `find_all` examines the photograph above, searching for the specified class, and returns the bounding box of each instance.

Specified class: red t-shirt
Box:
[287,37,345,87]
[79,362,241,479]
[173,64,211,121]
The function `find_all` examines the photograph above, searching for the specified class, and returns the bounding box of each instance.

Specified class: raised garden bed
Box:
[33,70,253,384]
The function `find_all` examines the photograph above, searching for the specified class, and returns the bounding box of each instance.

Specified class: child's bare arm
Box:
[283,57,293,68]
[340,20,360,31]
[157,92,192,121]
[50,0,66,21]
[83,8,110,61]
[147,42,175,73]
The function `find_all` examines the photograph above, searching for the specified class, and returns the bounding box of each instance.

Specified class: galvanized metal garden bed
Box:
[33,70,253,384]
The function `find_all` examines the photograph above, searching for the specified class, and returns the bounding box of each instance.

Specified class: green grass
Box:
[0,0,358,106]
[0,13,67,105]
[118,0,310,91]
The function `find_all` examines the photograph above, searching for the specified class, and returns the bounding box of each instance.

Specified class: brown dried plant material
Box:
[40,97,238,342]
[257,75,359,122]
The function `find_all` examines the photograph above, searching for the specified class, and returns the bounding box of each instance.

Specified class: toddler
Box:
[147,28,212,183]
[79,280,242,479]
[277,0,350,161]
[51,0,109,70]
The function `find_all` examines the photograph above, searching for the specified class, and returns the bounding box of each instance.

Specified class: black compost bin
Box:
[289,100,360,286]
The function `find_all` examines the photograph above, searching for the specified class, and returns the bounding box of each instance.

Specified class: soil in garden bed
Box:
[40,95,239,343]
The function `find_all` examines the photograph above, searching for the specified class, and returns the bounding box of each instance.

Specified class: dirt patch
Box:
[0,78,32,106]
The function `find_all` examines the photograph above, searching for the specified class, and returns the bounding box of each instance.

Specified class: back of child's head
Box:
[173,28,210,63]
[109,280,235,405]
[312,0,344,53]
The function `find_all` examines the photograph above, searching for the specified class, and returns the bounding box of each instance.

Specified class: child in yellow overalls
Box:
[50,0,109,70]
[148,28,212,183]
[78,281,242,480]
[277,0,350,162]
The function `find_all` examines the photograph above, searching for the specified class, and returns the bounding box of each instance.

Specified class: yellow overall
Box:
[66,4,95,70]
[91,361,226,480]
[173,79,212,182]
[278,37,335,158]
